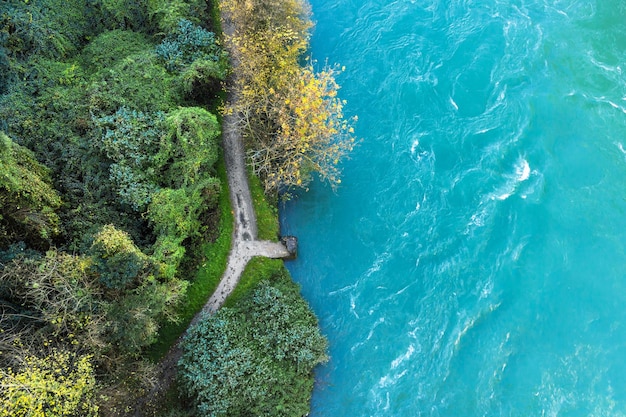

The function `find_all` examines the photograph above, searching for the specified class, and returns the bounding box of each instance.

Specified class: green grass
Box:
[248,170,280,241]
[223,257,284,307]
[147,155,233,360]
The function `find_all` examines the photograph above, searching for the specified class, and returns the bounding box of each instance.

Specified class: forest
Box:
[0,0,350,415]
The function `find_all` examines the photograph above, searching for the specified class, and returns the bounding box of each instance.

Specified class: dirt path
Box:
[192,4,292,320]
[136,8,291,415]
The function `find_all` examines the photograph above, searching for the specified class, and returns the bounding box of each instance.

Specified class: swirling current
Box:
[280,1,626,415]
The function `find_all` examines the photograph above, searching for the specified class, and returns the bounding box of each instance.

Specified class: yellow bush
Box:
[0,351,98,417]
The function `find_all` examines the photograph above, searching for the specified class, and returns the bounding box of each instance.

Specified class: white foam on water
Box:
[516,158,531,181]
[589,54,622,75]
[466,205,491,233]
[364,252,391,279]
[350,294,359,318]
[366,317,385,341]
[490,157,532,201]
[391,344,415,369]
[449,96,459,111]
[511,239,528,262]
[328,283,359,296]
[453,302,502,350]
[616,142,626,159]
[377,369,408,389]
[350,317,386,353]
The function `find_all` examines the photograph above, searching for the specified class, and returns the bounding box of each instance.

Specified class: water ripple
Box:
[284,0,626,415]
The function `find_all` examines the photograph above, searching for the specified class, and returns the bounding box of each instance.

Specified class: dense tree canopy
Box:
[0,1,228,414]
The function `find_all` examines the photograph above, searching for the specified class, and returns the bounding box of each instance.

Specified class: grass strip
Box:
[248,171,280,241]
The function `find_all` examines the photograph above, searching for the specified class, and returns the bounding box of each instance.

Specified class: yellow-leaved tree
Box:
[0,350,98,417]
[223,0,357,193]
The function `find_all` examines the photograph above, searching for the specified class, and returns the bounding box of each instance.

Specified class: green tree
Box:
[179,275,327,416]
[177,58,227,105]
[0,0,90,60]
[93,107,165,211]
[90,224,151,290]
[88,52,177,114]
[106,275,187,355]
[91,0,148,31]
[79,29,152,73]
[155,19,224,72]
[0,132,61,248]
[88,225,188,355]
[147,0,207,33]
[0,250,105,368]
[160,106,221,187]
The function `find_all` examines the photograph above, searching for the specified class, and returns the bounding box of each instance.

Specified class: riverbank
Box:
[138,1,331,414]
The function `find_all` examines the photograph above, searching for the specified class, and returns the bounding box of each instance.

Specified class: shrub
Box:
[177,58,227,104]
[0,250,106,362]
[147,0,207,34]
[156,19,223,72]
[90,224,150,290]
[106,275,188,355]
[0,0,90,60]
[179,272,328,417]
[79,29,152,72]
[91,0,148,32]
[93,107,166,210]
[160,106,221,187]
[148,188,203,239]
[0,34,12,94]
[88,52,177,113]
[0,350,99,417]
[0,132,61,248]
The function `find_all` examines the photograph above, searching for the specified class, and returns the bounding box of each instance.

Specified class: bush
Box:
[106,275,188,355]
[93,107,166,210]
[147,0,207,34]
[148,188,203,239]
[93,106,222,213]
[90,224,150,290]
[156,19,223,72]
[0,250,106,363]
[0,132,61,248]
[90,0,149,32]
[0,58,90,175]
[179,270,328,417]
[160,106,221,187]
[0,34,12,95]
[177,58,227,105]
[88,52,177,113]
[0,0,90,60]
[0,350,99,417]
[79,29,152,72]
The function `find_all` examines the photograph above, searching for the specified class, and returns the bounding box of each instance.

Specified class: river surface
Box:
[280,1,626,415]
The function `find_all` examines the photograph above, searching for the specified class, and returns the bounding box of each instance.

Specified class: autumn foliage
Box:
[222,0,356,193]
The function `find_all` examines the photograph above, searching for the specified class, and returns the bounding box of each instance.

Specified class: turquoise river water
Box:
[280,1,626,415]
